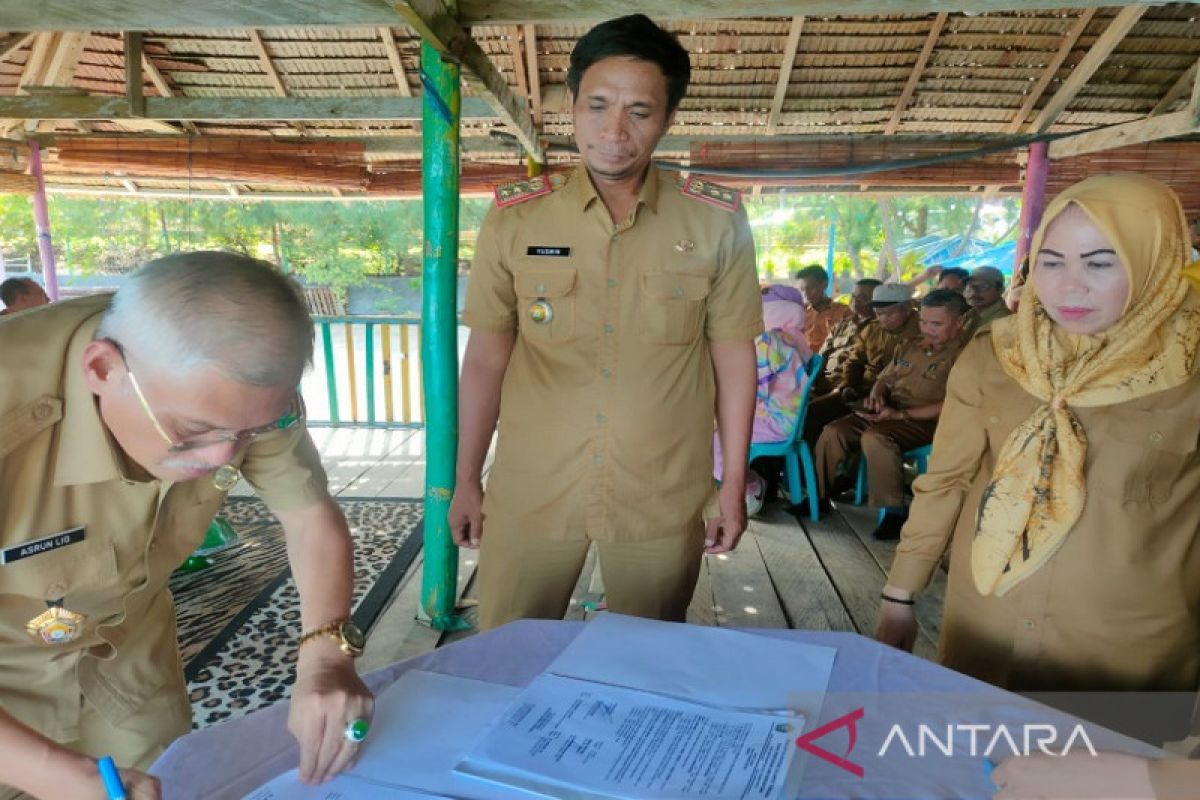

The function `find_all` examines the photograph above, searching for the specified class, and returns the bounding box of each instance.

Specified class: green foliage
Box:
[0,194,491,290]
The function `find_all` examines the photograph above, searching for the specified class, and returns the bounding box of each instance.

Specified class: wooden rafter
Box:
[508,26,530,107]
[766,16,804,136]
[1003,9,1095,134]
[1150,59,1198,117]
[247,30,288,97]
[0,0,1152,29]
[0,95,497,120]
[883,12,946,136]
[1028,5,1147,133]
[523,23,542,128]
[141,53,200,135]
[390,0,544,161]
[125,32,145,117]
[0,33,33,63]
[378,27,413,97]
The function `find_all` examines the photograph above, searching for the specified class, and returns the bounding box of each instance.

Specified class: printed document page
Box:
[455,673,801,800]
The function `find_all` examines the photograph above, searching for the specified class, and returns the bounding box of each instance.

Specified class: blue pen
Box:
[98,756,128,800]
[982,758,997,792]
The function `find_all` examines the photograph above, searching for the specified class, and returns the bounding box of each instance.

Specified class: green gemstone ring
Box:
[344,717,370,743]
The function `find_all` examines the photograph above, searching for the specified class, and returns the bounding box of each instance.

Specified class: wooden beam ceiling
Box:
[0,32,32,62]
[389,0,544,160]
[379,27,413,97]
[140,51,201,135]
[1028,4,1147,133]
[1003,9,1094,135]
[882,12,945,136]
[523,23,542,128]
[0,0,1151,29]
[0,95,497,119]
[1150,59,1199,117]
[766,16,803,136]
[247,29,289,97]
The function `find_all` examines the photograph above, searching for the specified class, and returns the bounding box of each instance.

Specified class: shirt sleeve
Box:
[705,205,765,342]
[240,425,330,513]
[462,207,518,332]
[887,334,991,593]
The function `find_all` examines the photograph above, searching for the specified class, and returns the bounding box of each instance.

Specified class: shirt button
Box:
[607,279,617,289]
[45,582,67,600]
[673,287,684,298]
[1148,431,1164,444]
[600,368,611,378]
[33,401,53,420]
[593,453,605,464]
[596,413,607,425]
[604,324,615,335]
[536,283,546,294]
[1022,619,1036,631]
[988,415,1000,424]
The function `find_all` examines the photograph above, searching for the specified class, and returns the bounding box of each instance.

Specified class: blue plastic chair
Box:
[854,442,932,505]
[747,353,824,521]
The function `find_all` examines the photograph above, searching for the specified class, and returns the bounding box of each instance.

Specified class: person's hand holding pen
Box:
[48,755,160,800]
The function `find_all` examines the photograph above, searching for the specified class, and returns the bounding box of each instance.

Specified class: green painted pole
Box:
[320,321,340,423]
[419,41,467,631]
[364,322,376,425]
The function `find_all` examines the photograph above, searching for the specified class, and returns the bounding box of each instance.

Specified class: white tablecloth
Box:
[151,621,1160,800]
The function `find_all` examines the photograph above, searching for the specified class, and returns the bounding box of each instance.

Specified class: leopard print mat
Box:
[170,496,424,729]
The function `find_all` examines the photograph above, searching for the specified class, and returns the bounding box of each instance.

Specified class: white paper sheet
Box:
[546,614,836,719]
[455,674,801,800]
[243,769,444,799]
[346,669,549,799]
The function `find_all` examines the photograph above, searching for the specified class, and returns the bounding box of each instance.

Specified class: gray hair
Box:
[97,251,313,387]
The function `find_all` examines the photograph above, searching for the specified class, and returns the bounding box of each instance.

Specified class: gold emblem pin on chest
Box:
[26,605,85,645]
[674,239,695,253]
[528,299,554,325]
[213,464,241,491]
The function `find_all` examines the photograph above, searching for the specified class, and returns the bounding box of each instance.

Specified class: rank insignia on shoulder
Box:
[680,175,741,212]
[493,174,562,208]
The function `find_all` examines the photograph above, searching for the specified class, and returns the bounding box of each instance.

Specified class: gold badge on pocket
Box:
[213,464,241,491]
[26,606,86,645]
[528,299,554,325]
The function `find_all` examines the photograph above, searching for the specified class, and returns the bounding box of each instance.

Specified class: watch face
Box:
[340,621,366,650]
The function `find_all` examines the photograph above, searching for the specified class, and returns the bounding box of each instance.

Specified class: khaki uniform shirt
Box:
[961,299,1010,338]
[464,165,763,542]
[818,314,872,389]
[890,330,1200,692]
[803,299,853,353]
[841,312,920,395]
[875,337,963,411]
[0,296,329,741]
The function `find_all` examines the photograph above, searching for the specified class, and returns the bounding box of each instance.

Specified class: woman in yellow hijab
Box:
[875,174,1200,703]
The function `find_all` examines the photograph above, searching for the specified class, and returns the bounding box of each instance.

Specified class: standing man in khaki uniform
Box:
[815,289,967,538]
[961,265,1010,336]
[802,283,920,454]
[449,14,763,631]
[0,253,372,799]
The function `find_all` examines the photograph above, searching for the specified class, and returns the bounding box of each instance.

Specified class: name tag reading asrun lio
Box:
[1,526,85,565]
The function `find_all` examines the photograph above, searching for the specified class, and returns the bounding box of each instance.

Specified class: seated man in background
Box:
[962,265,1010,336]
[0,277,49,316]
[814,289,968,539]
[811,278,880,396]
[802,283,921,454]
[935,267,969,293]
[795,264,852,352]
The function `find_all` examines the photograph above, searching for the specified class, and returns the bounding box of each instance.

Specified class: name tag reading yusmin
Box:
[1,526,86,565]
[526,246,571,257]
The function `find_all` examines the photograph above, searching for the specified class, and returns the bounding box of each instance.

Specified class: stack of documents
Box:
[245,615,836,800]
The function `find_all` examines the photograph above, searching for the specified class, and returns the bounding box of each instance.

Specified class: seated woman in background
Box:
[875,174,1200,738]
[714,292,810,515]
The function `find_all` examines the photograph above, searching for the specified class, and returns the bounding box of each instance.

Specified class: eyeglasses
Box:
[110,340,304,453]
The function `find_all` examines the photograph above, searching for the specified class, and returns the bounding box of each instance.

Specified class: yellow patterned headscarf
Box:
[973,174,1200,596]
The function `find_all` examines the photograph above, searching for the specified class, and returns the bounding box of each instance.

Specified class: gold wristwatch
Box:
[298,619,366,657]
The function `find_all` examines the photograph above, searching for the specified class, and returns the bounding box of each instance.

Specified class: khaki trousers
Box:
[476,521,705,631]
[0,687,189,799]
[815,414,937,507]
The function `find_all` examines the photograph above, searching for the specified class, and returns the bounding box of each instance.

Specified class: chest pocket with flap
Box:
[640,271,711,345]
[514,268,578,343]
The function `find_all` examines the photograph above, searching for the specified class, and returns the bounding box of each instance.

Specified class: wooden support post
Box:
[125,32,145,117]
[1013,141,1048,277]
[27,144,60,301]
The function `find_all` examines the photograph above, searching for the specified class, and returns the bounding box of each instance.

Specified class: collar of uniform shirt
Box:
[569,162,662,216]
